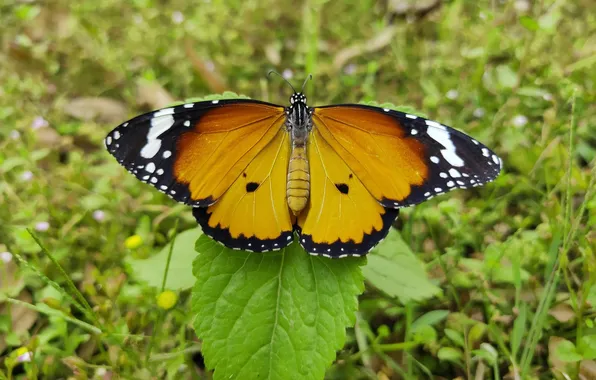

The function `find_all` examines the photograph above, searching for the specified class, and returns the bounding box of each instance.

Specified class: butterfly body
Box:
[285,93,313,215]
[106,91,501,258]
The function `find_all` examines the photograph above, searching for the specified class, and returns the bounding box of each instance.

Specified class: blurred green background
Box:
[1,0,595,378]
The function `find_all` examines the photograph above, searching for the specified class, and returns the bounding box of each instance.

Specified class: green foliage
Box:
[1,0,595,378]
[128,227,202,290]
[363,230,440,303]
[191,236,364,380]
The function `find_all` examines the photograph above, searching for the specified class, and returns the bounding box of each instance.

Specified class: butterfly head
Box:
[286,93,313,136]
[290,92,307,105]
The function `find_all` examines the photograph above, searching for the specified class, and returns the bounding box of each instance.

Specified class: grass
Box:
[1,0,595,378]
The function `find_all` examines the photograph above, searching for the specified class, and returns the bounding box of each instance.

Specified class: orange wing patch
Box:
[313,106,428,206]
[174,103,285,205]
[297,129,398,257]
[193,129,295,252]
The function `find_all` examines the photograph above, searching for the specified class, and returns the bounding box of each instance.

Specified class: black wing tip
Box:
[192,207,294,252]
[296,207,399,258]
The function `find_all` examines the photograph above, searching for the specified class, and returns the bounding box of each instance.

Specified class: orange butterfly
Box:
[106,81,501,258]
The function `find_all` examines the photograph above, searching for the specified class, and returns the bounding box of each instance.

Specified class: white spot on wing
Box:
[405,114,417,119]
[426,123,465,167]
[492,154,500,164]
[140,140,161,159]
[425,120,444,129]
[113,131,121,140]
[183,103,194,108]
[212,100,219,104]
[145,162,156,173]
[449,168,461,178]
[411,129,418,135]
[154,108,175,117]
[163,150,172,159]
[140,111,175,159]
[430,156,440,164]
[106,136,112,145]
[482,148,490,157]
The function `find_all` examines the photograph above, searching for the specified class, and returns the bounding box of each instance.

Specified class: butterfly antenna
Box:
[267,70,297,93]
[300,74,312,93]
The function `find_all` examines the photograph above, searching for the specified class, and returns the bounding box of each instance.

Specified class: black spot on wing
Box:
[335,183,349,194]
[246,182,259,192]
[323,104,502,209]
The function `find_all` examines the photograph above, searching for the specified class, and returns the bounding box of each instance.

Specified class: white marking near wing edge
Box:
[140,111,175,159]
[426,121,465,167]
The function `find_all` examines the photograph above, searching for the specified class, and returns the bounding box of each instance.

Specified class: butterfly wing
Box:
[192,128,295,252]
[105,99,286,206]
[106,99,295,251]
[312,105,502,208]
[296,128,399,257]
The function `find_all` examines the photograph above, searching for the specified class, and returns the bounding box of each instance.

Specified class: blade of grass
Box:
[519,91,588,377]
[12,250,98,328]
[6,297,102,335]
[26,229,98,325]
[145,221,179,365]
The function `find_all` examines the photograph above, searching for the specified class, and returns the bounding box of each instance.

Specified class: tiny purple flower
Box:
[343,63,357,75]
[93,210,106,222]
[35,221,50,232]
[282,69,293,80]
[17,351,32,363]
[512,115,528,127]
[446,89,459,100]
[473,108,485,118]
[172,11,184,24]
[204,60,215,72]
[21,171,33,182]
[31,116,48,130]
[0,251,12,263]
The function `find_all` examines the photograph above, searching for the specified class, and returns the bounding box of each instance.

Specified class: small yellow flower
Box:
[157,290,178,310]
[124,235,143,249]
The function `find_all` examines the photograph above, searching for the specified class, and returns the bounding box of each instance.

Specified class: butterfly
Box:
[105,77,501,258]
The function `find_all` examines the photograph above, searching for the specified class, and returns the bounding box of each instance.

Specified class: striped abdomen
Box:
[287,144,310,215]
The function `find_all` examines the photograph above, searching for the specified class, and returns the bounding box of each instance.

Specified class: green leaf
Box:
[411,310,450,332]
[192,236,364,380]
[445,328,465,348]
[578,335,596,360]
[496,65,518,89]
[519,16,539,31]
[554,339,582,362]
[437,347,463,363]
[128,228,202,290]
[511,303,527,358]
[362,229,441,303]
